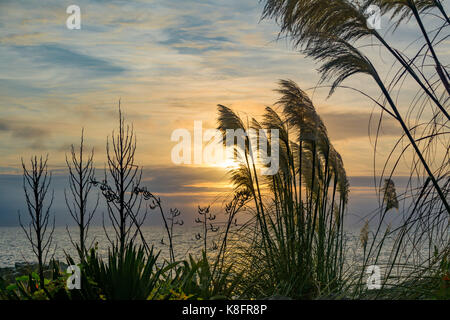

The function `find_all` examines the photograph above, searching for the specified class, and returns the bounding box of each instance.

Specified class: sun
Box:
[212,158,240,170]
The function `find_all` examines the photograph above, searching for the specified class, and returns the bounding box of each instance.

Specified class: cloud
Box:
[0,32,45,45]
[0,119,51,140]
[13,44,126,76]
[0,0,442,180]
[0,170,400,227]
[140,165,230,194]
[0,165,231,226]
[0,79,47,97]
[321,111,402,141]
[159,15,234,54]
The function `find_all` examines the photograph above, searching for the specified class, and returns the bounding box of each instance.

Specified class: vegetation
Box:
[261,0,448,299]
[216,80,348,299]
[0,0,448,300]
[18,156,55,291]
[65,129,98,258]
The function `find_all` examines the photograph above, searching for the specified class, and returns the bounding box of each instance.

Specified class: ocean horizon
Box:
[0,225,204,268]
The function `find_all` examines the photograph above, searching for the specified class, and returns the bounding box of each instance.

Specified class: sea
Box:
[0,224,439,284]
[0,226,204,268]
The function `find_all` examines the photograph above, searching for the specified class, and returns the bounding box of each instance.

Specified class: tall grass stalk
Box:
[261,0,449,299]
[217,80,349,298]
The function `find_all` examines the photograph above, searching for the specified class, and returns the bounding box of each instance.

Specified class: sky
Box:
[0,0,448,229]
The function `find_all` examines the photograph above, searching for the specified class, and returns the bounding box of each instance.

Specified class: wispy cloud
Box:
[0,119,51,140]
[0,0,442,227]
[14,44,126,76]
[321,111,401,141]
